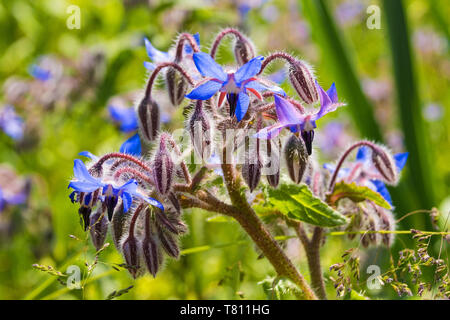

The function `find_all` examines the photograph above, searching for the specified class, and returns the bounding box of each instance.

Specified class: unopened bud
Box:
[142,209,163,277]
[284,134,309,184]
[265,139,280,188]
[371,146,397,184]
[166,67,188,106]
[122,235,141,278]
[234,38,255,66]
[242,152,262,192]
[78,206,91,231]
[288,60,318,105]
[188,101,212,160]
[152,137,174,195]
[157,224,180,258]
[111,204,125,251]
[89,208,108,251]
[137,97,160,142]
[155,207,180,234]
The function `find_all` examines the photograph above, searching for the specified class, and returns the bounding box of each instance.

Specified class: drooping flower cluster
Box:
[68,28,408,279]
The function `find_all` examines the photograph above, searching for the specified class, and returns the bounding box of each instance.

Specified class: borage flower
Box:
[325,147,409,206]
[255,82,344,154]
[144,33,200,70]
[108,104,138,133]
[68,159,163,222]
[186,52,284,121]
[0,105,24,141]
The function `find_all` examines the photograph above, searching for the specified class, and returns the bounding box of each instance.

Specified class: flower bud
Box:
[371,204,396,247]
[242,152,262,192]
[142,209,163,277]
[152,137,174,195]
[234,38,255,66]
[155,207,180,234]
[165,67,188,106]
[89,208,108,251]
[168,192,181,215]
[265,139,280,188]
[137,97,160,142]
[284,134,308,184]
[288,60,318,105]
[111,204,125,251]
[122,235,141,278]
[371,147,397,184]
[78,206,92,231]
[188,101,212,160]
[157,224,180,259]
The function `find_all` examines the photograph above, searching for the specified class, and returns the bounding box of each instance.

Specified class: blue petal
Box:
[192,52,227,82]
[371,180,393,206]
[78,151,98,160]
[145,197,164,211]
[73,159,99,183]
[356,146,370,162]
[121,191,133,213]
[235,92,250,122]
[108,105,138,132]
[234,56,264,85]
[119,179,138,194]
[68,180,103,193]
[144,61,156,70]
[120,134,141,156]
[193,32,200,46]
[394,152,408,171]
[144,38,170,62]
[69,191,78,203]
[245,80,286,96]
[327,83,338,103]
[186,80,222,100]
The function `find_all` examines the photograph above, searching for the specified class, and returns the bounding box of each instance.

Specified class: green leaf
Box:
[267,184,347,227]
[327,182,392,209]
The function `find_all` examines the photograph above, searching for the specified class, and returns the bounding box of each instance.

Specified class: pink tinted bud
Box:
[288,60,318,104]
[137,97,160,142]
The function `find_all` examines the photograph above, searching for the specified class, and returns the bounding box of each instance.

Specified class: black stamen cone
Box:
[301,130,314,155]
[227,93,238,117]
[106,196,118,221]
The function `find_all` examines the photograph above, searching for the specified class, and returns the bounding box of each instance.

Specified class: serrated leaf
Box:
[267,184,347,227]
[327,182,392,209]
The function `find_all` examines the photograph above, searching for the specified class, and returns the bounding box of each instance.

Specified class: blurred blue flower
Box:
[186,52,284,121]
[108,104,138,132]
[0,105,24,140]
[120,133,141,157]
[29,64,52,81]
[144,33,200,71]
[0,186,27,212]
[325,147,409,206]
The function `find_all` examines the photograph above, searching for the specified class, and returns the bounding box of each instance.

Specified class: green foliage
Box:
[266,184,348,227]
[327,182,392,209]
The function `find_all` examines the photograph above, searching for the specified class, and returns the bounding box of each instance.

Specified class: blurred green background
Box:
[0,0,448,300]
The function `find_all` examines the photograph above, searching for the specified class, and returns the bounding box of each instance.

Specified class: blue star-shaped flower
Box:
[108,105,138,133]
[0,105,24,141]
[186,52,284,121]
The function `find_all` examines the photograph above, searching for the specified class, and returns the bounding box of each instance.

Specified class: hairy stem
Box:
[220,162,317,300]
[210,28,253,59]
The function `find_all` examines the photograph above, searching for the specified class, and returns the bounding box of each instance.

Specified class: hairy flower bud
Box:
[234,38,255,66]
[89,207,108,251]
[188,101,212,160]
[288,60,318,105]
[284,135,309,184]
[142,208,163,277]
[122,235,141,278]
[137,97,160,142]
[371,146,397,184]
[371,204,396,247]
[166,67,188,106]
[152,137,174,195]
[111,204,125,251]
[157,224,180,258]
[155,207,180,234]
[242,152,262,192]
[265,139,280,188]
